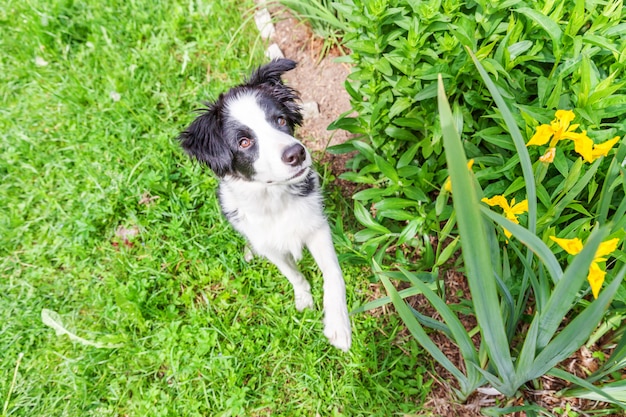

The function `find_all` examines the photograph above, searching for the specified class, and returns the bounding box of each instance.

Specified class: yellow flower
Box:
[590,136,620,161]
[527,110,581,148]
[549,236,620,298]
[443,159,474,193]
[481,195,528,239]
[549,236,584,255]
[527,110,620,163]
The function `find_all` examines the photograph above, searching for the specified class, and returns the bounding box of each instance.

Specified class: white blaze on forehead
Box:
[225,90,297,152]
[226,92,268,128]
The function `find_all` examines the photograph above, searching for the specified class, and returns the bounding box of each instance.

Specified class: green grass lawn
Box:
[0,0,432,415]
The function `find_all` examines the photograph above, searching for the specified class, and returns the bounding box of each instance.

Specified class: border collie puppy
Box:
[178,59,351,351]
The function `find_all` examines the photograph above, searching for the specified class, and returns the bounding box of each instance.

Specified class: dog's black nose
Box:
[281,143,306,166]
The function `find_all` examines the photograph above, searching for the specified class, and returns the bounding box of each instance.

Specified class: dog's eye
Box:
[277,116,286,126]
[238,137,253,149]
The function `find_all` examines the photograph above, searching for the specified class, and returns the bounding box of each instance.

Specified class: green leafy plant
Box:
[283,0,626,411]
[328,0,626,271]
[374,52,626,411]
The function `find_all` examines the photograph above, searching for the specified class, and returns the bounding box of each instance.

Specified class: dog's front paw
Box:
[294,291,314,311]
[243,246,255,263]
[324,310,352,352]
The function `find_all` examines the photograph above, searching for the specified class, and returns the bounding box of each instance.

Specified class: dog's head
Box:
[179,59,310,184]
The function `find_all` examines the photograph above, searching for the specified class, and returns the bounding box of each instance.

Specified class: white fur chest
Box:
[218,177,325,259]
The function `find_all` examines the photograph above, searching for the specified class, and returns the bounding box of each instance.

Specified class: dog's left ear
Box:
[247,59,297,87]
[247,59,303,128]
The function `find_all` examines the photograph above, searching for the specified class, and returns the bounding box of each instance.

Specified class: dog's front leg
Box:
[263,250,314,311]
[306,224,352,352]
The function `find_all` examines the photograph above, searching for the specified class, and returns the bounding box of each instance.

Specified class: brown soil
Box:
[269,8,354,151]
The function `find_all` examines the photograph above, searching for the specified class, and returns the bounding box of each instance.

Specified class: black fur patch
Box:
[290,170,319,197]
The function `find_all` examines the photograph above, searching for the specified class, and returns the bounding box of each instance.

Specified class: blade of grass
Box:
[352,282,453,336]
[438,74,516,395]
[409,306,453,337]
[493,271,515,337]
[466,47,540,348]
[515,317,540,376]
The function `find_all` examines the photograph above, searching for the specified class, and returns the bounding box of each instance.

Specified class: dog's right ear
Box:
[178,105,233,177]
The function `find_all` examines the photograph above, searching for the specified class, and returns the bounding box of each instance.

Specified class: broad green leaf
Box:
[388,96,413,118]
[397,142,420,167]
[397,218,422,245]
[385,125,419,141]
[374,57,394,77]
[351,140,377,162]
[414,82,438,101]
[507,40,532,61]
[588,79,626,106]
[353,187,391,201]
[378,209,415,221]
[582,33,620,55]
[327,117,366,134]
[516,7,562,50]
[374,155,400,182]
[545,77,563,109]
[338,171,377,184]
[354,228,386,243]
[353,201,390,234]
[403,186,428,202]
[438,74,516,394]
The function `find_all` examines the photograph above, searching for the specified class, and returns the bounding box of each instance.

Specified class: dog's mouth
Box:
[263,166,311,185]
[288,167,309,181]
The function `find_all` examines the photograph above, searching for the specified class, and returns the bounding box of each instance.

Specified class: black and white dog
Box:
[178,59,351,351]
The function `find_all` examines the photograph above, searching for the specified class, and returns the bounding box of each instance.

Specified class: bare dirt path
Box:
[256,7,353,151]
